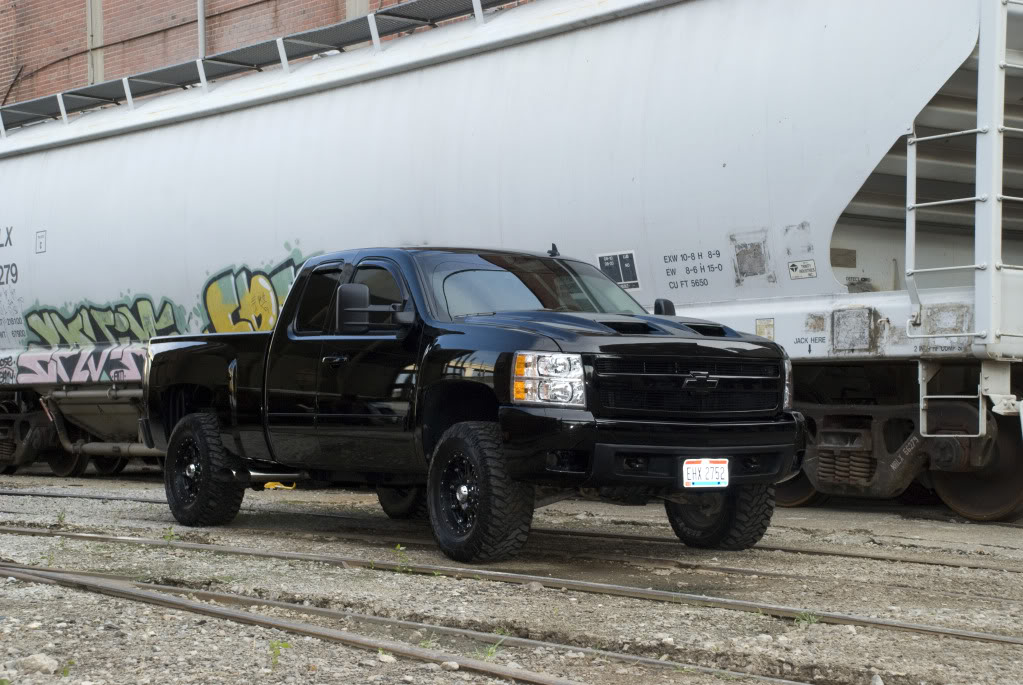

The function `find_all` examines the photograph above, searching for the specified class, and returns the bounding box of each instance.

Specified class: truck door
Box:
[265,264,343,466]
[316,259,421,473]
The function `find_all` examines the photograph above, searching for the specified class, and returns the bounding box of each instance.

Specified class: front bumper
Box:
[499,406,805,489]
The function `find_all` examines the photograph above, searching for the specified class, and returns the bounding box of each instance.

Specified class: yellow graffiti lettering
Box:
[202,259,299,333]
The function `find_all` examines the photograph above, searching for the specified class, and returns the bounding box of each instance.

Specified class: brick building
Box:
[0,0,404,106]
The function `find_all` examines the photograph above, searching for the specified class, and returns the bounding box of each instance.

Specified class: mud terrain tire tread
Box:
[428,421,534,563]
[165,413,244,527]
[666,484,775,551]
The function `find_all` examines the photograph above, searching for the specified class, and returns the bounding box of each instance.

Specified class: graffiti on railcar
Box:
[25,298,184,347]
[0,355,14,384]
[201,258,300,333]
[7,247,313,386]
[17,345,147,384]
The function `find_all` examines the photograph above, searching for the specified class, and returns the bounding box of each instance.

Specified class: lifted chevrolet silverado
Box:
[144,248,805,562]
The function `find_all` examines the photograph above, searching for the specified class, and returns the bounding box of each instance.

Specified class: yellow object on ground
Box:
[264,482,297,490]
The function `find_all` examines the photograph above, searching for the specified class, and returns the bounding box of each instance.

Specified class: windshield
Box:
[414,252,648,318]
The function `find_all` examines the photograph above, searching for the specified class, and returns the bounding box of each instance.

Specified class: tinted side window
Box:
[296,270,342,333]
[352,265,404,327]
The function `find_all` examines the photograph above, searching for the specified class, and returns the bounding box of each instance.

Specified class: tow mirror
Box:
[337,283,370,333]
[654,298,676,316]
[336,283,416,333]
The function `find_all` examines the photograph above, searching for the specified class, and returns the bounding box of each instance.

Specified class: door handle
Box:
[322,355,349,368]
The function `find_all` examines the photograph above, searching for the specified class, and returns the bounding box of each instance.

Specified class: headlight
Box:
[512,352,586,407]
[782,350,794,411]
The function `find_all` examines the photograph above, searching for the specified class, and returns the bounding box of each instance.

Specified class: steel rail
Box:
[1,526,1020,646]
[5,495,1016,607]
[0,565,579,685]
[531,527,1023,572]
[0,561,811,685]
[3,488,1022,573]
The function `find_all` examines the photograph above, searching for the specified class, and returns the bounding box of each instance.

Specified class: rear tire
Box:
[164,413,244,527]
[93,457,129,476]
[665,484,775,550]
[427,421,534,563]
[377,486,429,519]
[47,450,89,478]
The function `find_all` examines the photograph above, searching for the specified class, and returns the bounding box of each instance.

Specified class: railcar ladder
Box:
[906,0,1023,437]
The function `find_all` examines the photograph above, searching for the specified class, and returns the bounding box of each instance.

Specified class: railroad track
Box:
[0,561,810,685]
[5,498,1015,608]
[2,524,1021,647]
[2,487,1021,575]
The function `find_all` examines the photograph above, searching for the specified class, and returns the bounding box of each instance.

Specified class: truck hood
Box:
[458,311,782,358]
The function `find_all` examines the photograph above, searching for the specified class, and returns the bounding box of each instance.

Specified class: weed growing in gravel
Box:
[40,538,66,567]
[162,527,179,542]
[56,509,66,526]
[268,639,291,669]
[474,635,507,662]
[61,659,74,677]
[1,677,11,685]
[393,544,411,572]
[794,611,820,627]
[418,632,439,649]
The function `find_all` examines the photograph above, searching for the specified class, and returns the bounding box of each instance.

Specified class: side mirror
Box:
[337,283,370,333]
[393,309,416,326]
[654,298,676,316]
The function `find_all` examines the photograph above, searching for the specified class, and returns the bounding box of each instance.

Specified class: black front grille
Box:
[594,358,780,378]
[593,355,781,419]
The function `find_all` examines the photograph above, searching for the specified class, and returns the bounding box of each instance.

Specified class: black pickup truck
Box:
[144,247,805,562]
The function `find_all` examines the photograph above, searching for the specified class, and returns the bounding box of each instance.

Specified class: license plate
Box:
[682,458,729,488]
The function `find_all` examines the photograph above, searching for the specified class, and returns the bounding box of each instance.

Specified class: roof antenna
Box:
[547,243,560,257]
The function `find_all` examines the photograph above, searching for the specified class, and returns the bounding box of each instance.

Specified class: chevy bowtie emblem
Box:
[682,371,718,392]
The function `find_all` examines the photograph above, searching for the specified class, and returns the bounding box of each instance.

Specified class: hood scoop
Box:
[683,322,729,337]
[600,320,661,335]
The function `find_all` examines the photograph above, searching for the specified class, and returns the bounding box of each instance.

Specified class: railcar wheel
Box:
[47,450,89,478]
[164,413,244,527]
[665,484,775,550]
[377,486,429,519]
[93,457,129,475]
[932,415,1023,521]
[775,471,830,507]
[427,421,534,563]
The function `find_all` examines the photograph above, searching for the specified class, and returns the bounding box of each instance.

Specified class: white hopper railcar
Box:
[0,0,1020,519]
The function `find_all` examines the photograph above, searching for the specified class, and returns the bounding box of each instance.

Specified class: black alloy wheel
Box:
[164,413,244,527]
[438,450,480,536]
[169,436,203,507]
[427,421,534,563]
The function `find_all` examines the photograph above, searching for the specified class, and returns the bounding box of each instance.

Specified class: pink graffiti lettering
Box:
[16,345,146,384]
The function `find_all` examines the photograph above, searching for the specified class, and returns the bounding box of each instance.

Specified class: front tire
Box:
[377,486,429,520]
[665,484,775,550]
[427,421,534,563]
[164,413,244,527]
[1,465,17,475]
